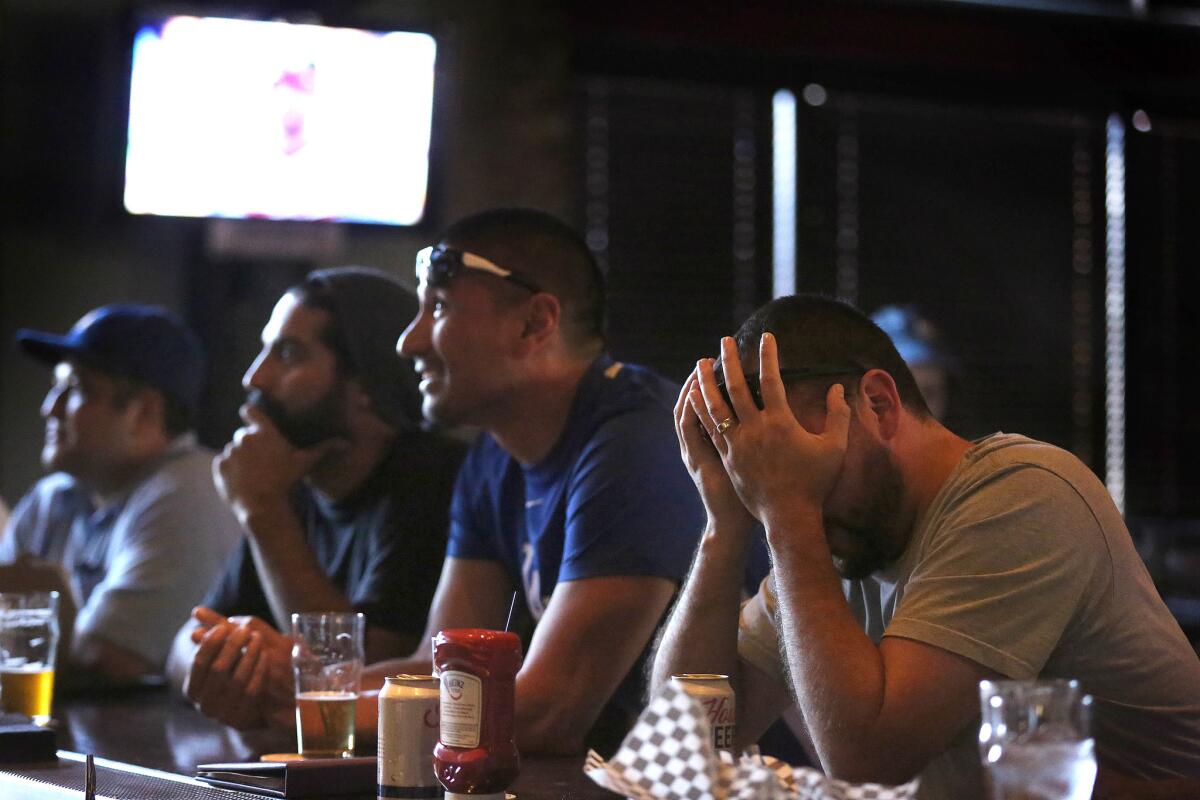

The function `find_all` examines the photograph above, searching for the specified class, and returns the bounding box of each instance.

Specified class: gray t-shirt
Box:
[0,434,242,668]
[739,433,1200,796]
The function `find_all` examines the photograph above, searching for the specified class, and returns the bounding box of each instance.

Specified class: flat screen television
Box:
[124,16,436,226]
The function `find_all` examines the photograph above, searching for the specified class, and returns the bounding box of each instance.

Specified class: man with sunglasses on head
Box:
[359,208,706,754]
[166,267,464,731]
[652,295,1200,797]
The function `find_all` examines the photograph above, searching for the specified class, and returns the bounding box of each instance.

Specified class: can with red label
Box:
[378,674,441,799]
[671,673,736,751]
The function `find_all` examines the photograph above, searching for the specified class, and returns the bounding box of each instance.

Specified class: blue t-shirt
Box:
[448,355,705,621]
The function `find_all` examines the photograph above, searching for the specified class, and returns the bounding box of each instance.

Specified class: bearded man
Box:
[167,267,464,731]
[651,294,1200,798]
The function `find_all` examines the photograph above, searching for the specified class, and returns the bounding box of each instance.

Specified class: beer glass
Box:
[0,591,60,725]
[979,679,1097,800]
[291,611,364,758]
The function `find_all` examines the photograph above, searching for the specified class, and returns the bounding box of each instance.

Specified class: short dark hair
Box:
[108,374,193,437]
[734,294,933,418]
[438,208,607,352]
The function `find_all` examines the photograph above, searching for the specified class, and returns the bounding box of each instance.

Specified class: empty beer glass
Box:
[291,611,364,758]
[0,591,60,725]
[978,679,1097,800]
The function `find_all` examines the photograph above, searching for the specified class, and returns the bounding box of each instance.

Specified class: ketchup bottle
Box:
[432,629,522,800]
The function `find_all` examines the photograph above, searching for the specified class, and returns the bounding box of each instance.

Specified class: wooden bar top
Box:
[46,686,616,800]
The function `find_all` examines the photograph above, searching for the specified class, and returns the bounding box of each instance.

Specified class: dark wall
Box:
[1125,121,1200,516]
[567,1,1200,516]
[4,0,1200,522]
[1,0,576,503]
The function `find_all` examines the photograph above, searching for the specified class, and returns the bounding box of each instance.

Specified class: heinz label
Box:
[439,670,482,748]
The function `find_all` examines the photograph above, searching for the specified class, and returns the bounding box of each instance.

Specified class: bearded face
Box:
[823,436,907,580]
[247,384,349,449]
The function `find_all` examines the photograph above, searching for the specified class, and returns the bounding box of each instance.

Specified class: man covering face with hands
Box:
[651,295,1200,798]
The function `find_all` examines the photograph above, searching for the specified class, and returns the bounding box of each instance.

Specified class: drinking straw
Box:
[504,591,518,633]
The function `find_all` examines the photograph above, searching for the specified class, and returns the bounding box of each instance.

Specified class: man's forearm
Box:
[765,508,892,779]
[362,653,434,690]
[512,575,679,755]
[69,634,154,685]
[651,526,750,695]
[513,675,597,755]
[242,501,352,629]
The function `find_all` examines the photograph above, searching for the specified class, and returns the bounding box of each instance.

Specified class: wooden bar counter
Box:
[18,686,618,800]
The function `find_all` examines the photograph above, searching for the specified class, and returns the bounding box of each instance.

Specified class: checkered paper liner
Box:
[583,682,919,800]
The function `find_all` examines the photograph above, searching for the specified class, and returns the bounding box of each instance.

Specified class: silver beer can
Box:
[378,674,441,799]
[671,673,736,751]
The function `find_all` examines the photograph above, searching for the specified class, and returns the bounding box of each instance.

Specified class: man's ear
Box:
[343,377,396,436]
[519,293,562,351]
[344,377,375,416]
[859,369,902,439]
[127,387,167,438]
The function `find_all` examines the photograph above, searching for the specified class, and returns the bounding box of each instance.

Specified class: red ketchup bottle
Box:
[432,629,522,800]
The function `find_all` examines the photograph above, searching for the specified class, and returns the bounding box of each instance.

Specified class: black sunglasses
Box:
[715,364,865,410]
[415,245,542,294]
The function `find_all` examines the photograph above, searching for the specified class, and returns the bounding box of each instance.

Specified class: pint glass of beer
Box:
[291,611,364,758]
[0,591,60,725]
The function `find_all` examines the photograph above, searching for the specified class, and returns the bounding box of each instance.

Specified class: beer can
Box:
[378,674,441,799]
[671,673,736,751]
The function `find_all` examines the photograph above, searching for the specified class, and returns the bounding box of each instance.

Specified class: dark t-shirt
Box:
[203,429,465,637]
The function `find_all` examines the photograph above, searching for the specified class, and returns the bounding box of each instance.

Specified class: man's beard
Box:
[247,387,349,449]
[826,441,906,580]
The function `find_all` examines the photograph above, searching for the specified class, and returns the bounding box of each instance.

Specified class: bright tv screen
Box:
[124,16,436,226]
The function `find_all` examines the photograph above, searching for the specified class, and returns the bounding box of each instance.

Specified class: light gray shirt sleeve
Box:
[883,465,1107,679]
[0,516,18,563]
[1,487,42,562]
[73,453,242,668]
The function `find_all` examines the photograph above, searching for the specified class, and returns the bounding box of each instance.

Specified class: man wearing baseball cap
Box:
[0,304,242,684]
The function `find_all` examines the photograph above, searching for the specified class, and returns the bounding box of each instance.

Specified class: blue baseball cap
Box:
[16,304,206,411]
[870,304,943,367]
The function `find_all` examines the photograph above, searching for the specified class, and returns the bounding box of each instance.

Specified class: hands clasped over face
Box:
[184,607,295,731]
[675,333,852,530]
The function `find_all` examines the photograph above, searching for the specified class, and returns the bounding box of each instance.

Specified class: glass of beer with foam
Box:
[0,591,59,725]
[291,611,363,758]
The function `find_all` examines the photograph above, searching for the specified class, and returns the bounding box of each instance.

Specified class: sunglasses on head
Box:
[715,363,865,410]
[415,244,542,294]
